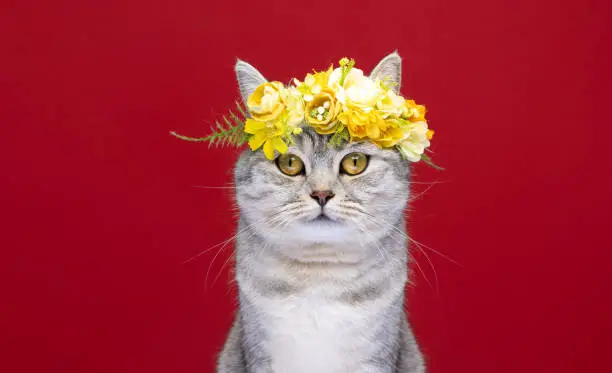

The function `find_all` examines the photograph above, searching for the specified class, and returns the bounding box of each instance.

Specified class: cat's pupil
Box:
[352,157,357,167]
[289,158,293,168]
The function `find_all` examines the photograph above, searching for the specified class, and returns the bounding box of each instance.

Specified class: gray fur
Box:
[217,53,425,373]
[235,60,268,105]
[369,51,402,93]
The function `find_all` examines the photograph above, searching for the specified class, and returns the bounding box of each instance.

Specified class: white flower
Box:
[397,121,431,162]
[328,67,362,91]
[328,68,380,110]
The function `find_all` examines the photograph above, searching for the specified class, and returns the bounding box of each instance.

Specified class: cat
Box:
[216,52,425,373]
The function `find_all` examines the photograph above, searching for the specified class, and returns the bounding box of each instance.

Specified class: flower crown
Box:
[171,57,440,169]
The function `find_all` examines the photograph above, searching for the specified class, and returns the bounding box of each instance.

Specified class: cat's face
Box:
[234,127,410,262]
[233,53,409,262]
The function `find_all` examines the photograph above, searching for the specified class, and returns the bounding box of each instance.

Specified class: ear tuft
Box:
[235,60,268,105]
[369,51,402,93]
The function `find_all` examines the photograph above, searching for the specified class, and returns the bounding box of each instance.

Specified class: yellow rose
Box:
[397,121,432,162]
[305,88,342,134]
[338,108,386,140]
[402,99,427,122]
[247,81,285,122]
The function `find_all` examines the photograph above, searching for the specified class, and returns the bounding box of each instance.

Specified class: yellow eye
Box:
[341,153,368,175]
[276,154,304,176]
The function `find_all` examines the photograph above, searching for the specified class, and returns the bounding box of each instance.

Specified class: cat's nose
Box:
[310,190,335,207]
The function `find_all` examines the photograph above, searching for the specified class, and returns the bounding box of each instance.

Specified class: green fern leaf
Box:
[170,101,250,149]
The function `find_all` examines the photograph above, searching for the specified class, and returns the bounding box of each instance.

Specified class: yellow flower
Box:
[244,119,289,160]
[402,99,427,122]
[370,120,405,148]
[376,87,405,118]
[337,108,404,148]
[279,86,305,129]
[396,121,432,162]
[294,66,333,102]
[338,108,384,140]
[247,82,285,122]
[305,88,342,134]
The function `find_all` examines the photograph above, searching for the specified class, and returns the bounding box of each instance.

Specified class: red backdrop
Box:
[1,0,611,372]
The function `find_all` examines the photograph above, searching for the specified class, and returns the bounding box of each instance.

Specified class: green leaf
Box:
[170,101,249,149]
[235,101,247,118]
[327,124,349,148]
[420,153,444,170]
[169,131,210,142]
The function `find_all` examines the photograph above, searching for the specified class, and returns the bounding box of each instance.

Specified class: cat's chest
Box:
[258,295,372,373]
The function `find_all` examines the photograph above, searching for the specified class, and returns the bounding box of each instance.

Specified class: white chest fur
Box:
[257,293,374,373]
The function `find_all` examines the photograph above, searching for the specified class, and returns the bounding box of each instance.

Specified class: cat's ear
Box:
[235,59,268,105]
[369,51,402,93]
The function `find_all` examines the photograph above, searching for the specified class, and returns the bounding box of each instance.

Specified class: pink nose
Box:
[310,190,335,206]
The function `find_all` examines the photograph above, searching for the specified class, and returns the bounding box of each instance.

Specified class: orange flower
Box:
[402,99,427,122]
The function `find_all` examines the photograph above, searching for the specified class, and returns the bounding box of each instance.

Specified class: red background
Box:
[1,0,611,372]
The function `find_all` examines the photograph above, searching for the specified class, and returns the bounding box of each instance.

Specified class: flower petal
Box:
[263,139,275,160]
[398,144,421,162]
[271,137,288,154]
[366,122,380,139]
[248,131,267,151]
[244,119,266,134]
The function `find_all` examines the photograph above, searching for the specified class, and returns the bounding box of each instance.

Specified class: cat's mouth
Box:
[310,212,337,223]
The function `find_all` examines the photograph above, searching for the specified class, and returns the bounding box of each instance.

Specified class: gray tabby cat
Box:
[217,52,425,373]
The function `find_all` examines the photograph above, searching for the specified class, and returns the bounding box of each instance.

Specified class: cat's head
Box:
[234,53,411,263]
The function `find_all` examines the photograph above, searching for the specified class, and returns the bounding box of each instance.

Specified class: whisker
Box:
[205,236,235,289]
[211,228,256,288]
[360,207,460,266]
[182,234,236,264]
[357,222,388,263]
[408,180,447,185]
[406,235,462,266]
[407,237,439,293]
[205,219,261,289]
[192,185,237,190]
[407,250,432,289]
[408,181,440,202]
[356,210,437,290]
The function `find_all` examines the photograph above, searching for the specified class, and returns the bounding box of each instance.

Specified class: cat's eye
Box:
[340,153,369,175]
[276,153,305,176]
